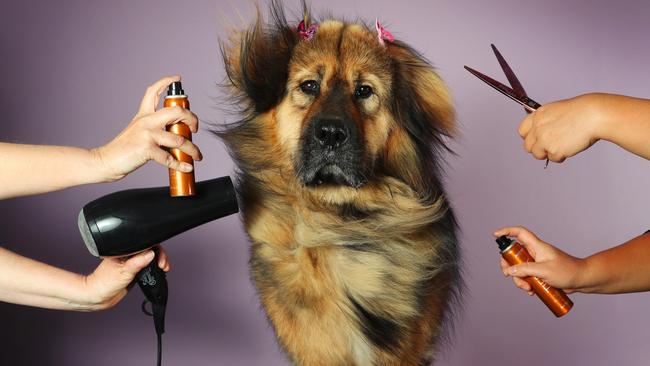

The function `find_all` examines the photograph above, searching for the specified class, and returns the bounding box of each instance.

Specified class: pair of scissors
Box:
[464,44,549,168]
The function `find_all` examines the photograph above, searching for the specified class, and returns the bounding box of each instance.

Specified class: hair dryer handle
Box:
[136,247,168,335]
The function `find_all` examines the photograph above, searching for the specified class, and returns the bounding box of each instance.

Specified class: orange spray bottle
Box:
[164,81,195,196]
[496,235,573,317]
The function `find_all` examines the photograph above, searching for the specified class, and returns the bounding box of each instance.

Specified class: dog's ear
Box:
[220,1,301,114]
[384,42,456,195]
[387,42,456,140]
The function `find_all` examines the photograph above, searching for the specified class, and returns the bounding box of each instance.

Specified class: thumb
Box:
[122,250,155,276]
[507,261,549,279]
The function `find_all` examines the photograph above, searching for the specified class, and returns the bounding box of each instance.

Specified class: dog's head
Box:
[219,2,455,203]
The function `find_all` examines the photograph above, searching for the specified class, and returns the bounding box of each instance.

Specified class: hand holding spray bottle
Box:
[496,235,574,317]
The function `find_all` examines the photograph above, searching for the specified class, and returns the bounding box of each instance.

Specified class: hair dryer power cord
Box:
[142,300,163,366]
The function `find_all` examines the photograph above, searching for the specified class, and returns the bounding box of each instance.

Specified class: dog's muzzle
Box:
[299,117,366,188]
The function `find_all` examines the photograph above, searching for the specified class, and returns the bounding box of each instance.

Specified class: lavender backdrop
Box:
[1,0,649,365]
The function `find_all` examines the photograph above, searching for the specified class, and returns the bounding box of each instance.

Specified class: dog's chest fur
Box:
[243,181,453,365]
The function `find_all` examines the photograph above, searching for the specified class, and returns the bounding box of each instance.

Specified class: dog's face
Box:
[275,22,393,189]
[220,13,455,203]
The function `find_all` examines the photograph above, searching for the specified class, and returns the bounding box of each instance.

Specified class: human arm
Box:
[495,226,650,294]
[0,246,170,311]
[0,76,202,200]
[518,93,650,162]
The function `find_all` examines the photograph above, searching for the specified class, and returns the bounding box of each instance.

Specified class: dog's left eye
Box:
[355,85,373,99]
[300,80,320,96]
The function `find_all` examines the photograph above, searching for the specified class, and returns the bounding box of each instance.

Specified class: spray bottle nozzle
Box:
[167,81,185,96]
[496,235,513,251]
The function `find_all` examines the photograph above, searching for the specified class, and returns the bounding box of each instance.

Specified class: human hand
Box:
[83,246,170,310]
[494,226,586,294]
[92,76,202,182]
[518,93,611,163]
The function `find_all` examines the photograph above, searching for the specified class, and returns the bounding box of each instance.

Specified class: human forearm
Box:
[592,93,650,160]
[0,246,170,312]
[518,93,650,162]
[576,233,650,294]
[0,143,108,199]
[0,247,100,311]
[0,77,202,200]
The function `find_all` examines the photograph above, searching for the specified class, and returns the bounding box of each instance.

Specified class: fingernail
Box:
[508,267,517,275]
[181,163,193,172]
[146,251,155,260]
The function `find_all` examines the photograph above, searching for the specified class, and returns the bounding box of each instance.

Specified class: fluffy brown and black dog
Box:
[217,2,462,365]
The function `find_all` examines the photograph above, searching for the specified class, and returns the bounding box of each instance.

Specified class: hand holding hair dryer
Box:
[77,176,238,366]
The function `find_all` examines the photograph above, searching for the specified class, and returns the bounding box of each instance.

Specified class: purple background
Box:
[1,0,649,365]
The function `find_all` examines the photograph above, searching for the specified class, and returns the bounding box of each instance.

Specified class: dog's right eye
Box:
[299,80,320,96]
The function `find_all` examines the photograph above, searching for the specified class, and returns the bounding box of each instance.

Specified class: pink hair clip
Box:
[375,19,394,46]
[297,20,318,41]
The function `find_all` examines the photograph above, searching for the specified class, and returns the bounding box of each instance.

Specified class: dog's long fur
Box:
[216,2,462,365]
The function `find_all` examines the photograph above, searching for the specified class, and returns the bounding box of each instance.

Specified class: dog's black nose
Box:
[314,119,349,149]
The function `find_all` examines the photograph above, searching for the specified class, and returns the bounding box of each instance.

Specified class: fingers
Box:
[520,110,553,162]
[523,131,536,154]
[511,276,532,292]
[138,75,181,116]
[150,146,193,173]
[121,250,156,275]
[500,258,509,276]
[152,130,203,161]
[506,262,549,280]
[494,226,550,260]
[154,246,171,272]
[147,106,199,133]
[524,125,548,160]
[546,149,567,163]
[518,113,533,138]
[530,142,548,160]
[494,226,539,245]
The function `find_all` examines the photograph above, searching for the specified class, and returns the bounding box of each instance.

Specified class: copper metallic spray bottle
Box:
[164,81,196,196]
[496,236,573,317]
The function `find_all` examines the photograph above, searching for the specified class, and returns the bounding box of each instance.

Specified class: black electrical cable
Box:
[142,300,163,366]
[136,248,168,366]
[157,332,162,366]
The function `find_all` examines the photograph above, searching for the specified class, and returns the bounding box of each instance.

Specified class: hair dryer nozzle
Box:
[78,176,238,257]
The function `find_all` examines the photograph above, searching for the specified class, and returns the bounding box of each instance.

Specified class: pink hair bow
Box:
[375,19,394,46]
[298,20,318,41]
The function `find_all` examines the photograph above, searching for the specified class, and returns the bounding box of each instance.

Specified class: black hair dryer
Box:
[77,176,238,362]
[78,176,238,257]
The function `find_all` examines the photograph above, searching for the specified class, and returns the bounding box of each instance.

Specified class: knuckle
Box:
[518,125,526,137]
[173,134,185,147]
[165,154,176,167]
[523,141,531,152]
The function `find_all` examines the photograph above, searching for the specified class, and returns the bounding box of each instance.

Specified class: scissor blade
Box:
[464,65,538,112]
[491,44,527,99]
